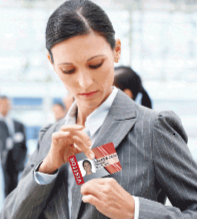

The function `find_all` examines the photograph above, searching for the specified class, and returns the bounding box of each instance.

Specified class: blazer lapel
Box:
[92,89,136,150]
[71,89,137,219]
[0,120,10,137]
[71,183,82,219]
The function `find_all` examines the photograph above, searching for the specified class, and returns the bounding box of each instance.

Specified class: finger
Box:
[72,130,92,147]
[72,135,94,160]
[63,145,82,161]
[60,125,84,132]
[73,145,83,154]
[81,183,103,200]
[52,131,71,143]
[85,178,111,186]
[61,127,92,148]
[82,195,103,210]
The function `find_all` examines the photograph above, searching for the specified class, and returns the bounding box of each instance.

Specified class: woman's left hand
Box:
[81,178,135,219]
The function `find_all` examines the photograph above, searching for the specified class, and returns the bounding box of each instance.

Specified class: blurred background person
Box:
[63,92,75,113]
[52,102,66,122]
[114,66,152,109]
[0,96,27,198]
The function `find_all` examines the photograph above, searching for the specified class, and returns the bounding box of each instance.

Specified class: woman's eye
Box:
[89,62,103,69]
[62,69,75,74]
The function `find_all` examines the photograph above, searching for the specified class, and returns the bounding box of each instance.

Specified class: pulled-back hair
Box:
[114,66,152,109]
[46,0,116,62]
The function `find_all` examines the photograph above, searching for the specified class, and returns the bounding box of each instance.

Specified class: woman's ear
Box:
[47,53,53,65]
[47,52,56,72]
[114,39,121,63]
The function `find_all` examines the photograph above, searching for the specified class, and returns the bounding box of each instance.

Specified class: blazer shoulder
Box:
[134,106,188,149]
[134,104,183,133]
[39,123,53,134]
[38,118,65,142]
[134,103,158,122]
[38,123,53,142]
[151,110,183,129]
[136,105,184,126]
[152,110,188,144]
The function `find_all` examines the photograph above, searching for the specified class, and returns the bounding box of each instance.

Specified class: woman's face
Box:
[83,162,91,173]
[50,32,121,110]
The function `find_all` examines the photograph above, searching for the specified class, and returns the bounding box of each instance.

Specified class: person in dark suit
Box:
[0,96,27,197]
[1,1,197,219]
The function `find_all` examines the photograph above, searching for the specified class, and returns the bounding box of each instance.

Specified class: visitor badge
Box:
[68,142,122,185]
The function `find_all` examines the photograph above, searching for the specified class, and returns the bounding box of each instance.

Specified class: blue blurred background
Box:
[0,0,197,209]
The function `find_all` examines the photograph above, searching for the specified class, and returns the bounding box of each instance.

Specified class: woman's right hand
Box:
[38,125,94,174]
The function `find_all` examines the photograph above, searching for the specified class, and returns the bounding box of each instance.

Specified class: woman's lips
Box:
[79,90,98,97]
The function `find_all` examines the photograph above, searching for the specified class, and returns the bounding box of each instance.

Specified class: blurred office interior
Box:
[0,0,197,208]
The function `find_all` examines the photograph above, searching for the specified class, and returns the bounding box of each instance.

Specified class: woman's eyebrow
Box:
[57,55,105,65]
[87,54,105,61]
[58,62,73,66]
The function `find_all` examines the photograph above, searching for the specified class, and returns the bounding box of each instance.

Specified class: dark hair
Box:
[83,160,92,169]
[0,95,9,100]
[53,102,66,110]
[46,0,116,63]
[114,66,152,109]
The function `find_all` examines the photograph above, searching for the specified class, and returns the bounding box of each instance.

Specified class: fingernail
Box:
[88,139,92,147]
[89,152,95,160]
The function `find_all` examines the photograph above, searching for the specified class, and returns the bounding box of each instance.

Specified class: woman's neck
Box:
[76,106,95,126]
[76,87,113,126]
[86,170,92,175]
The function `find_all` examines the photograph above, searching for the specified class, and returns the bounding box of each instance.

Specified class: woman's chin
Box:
[78,98,103,109]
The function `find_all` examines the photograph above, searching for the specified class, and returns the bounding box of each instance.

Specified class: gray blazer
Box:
[1,89,197,219]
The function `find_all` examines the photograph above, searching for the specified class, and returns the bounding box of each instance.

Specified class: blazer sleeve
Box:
[138,111,197,219]
[0,123,56,219]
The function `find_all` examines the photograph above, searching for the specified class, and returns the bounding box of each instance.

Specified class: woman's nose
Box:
[78,72,93,88]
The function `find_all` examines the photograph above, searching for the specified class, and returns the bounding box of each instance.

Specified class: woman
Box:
[82,160,93,176]
[114,66,152,109]
[1,1,197,219]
